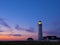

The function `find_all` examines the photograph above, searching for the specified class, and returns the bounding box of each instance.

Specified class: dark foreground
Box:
[0,41,60,45]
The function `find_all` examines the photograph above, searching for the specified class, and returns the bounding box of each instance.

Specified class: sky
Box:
[0,0,60,41]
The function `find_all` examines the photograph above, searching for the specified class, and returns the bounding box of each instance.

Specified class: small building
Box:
[27,38,34,41]
[43,36,59,42]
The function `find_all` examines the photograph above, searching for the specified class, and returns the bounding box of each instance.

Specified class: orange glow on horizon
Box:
[0,34,38,41]
[0,35,28,41]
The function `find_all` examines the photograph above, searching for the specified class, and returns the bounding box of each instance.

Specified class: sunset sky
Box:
[0,0,60,41]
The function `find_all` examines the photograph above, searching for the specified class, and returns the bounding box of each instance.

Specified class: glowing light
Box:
[38,21,42,24]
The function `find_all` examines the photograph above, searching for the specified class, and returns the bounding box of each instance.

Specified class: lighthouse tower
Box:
[38,21,42,41]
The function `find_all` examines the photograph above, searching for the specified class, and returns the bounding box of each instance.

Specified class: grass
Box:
[0,41,59,45]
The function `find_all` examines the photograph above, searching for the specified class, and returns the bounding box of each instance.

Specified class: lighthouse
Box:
[38,21,42,41]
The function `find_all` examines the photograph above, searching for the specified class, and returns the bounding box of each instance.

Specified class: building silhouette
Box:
[43,36,57,40]
[27,38,34,41]
[38,21,42,41]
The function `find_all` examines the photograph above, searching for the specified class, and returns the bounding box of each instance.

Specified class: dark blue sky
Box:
[0,0,60,36]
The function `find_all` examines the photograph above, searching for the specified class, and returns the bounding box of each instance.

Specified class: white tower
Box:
[38,21,42,41]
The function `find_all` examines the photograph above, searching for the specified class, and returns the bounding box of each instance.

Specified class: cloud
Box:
[48,21,60,37]
[9,34,22,36]
[15,24,35,33]
[26,27,35,33]
[46,28,60,37]
[15,24,24,30]
[0,18,11,28]
[43,32,53,37]
[0,30,4,32]
[26,29,34,32]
